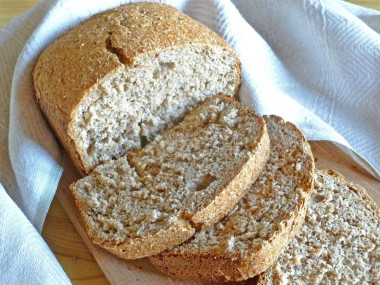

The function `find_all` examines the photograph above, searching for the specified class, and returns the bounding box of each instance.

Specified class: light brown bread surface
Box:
[257,169,380,285]
[149,115,314,282]
[33,2,241,175]
[70,94,270,259]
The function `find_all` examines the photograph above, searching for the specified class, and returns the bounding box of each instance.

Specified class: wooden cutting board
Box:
[55,140,379,285]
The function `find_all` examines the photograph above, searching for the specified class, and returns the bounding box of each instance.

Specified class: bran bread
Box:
[149,115,315,282]
[257,169,380,285]
[33,2,241,175]
[70,94,270,259]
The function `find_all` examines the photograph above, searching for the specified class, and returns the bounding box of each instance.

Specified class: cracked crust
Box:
[149,115,315,281]
[33,2,241,175]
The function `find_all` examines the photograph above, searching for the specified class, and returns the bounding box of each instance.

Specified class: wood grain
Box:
[0,0,40,28]
[42,197,109,285]
[346,0,380,10]
[1,1,379,285]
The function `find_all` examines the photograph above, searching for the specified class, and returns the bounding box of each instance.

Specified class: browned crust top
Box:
[33,2,236,125]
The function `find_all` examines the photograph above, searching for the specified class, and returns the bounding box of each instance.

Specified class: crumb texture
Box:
[150,115,314,281]
[33,2,240,174]
[71,95,268,259]
[72,45,238,171]
[260,170,380,285]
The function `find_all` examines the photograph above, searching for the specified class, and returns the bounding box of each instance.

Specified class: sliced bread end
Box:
[257,169,380,284]
[71,94,270,259]
[149,115,315,281]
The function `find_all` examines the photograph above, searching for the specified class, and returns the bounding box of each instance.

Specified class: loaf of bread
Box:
[70,94,270,259]
[257,169,380,284]
[149,115,315,282]
[33,2,241,175]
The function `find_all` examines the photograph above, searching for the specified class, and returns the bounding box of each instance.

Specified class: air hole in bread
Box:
[310,194,325,204]
[195,174,217,192]
[140,135,148,148]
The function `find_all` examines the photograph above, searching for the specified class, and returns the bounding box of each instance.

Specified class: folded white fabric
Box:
[0,0,379,283]
[0,184,70,284]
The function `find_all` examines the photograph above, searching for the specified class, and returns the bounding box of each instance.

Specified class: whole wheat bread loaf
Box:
[149,115,314,282]
[33,2,241,175]
[257,169,380,285]
[70,94,270,259]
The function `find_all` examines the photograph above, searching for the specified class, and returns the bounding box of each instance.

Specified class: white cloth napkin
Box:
[0,184,70,284]
[1,0,379,283]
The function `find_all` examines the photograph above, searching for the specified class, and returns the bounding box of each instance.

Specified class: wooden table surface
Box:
[1,1,379,284]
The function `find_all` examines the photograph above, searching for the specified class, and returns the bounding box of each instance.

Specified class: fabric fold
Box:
[0,184,70,284]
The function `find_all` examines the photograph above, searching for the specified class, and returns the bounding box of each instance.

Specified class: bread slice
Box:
[33,2,241,175]
[149,115,315,282]
[70,94,270,259]
[256,169,380,284]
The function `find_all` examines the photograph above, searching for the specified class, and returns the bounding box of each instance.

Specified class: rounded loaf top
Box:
[33,2,236,122]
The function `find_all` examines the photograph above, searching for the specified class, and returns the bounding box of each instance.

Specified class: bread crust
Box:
[256,169,380,285]
[70,137,268,259]
[70,183,196,259]
[190,133,270,230]
[315,170,380,221]
[188,97,270,230]
[70,95,269,259]
[33,2,241,175]
[149,115,315,281]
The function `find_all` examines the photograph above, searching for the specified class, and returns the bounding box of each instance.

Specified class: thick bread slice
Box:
[70,94,270,259]
[149,115,314,282]
[257,169,380,285]
[33,2,241,175]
